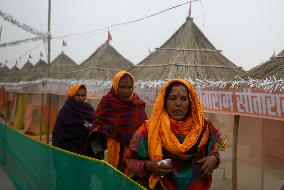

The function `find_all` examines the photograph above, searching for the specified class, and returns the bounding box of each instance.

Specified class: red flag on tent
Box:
[62,40,67,47]
[40,51,43,57]
[107,31,112,41]
[29,54,32,59]
[188,2,192,17]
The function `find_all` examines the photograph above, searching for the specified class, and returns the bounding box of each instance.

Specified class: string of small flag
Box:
[0,42,44,68]
[0,9,48,38]
[0,38,71,68]
[3,51,45,67]
[0,36,45,48]
[1,0,197,49]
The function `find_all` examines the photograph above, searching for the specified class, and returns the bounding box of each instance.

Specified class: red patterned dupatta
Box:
[93,70,147,172]
[94,89,147,146]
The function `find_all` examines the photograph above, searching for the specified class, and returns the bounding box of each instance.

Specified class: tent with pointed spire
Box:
[75,41,133,80]
[129,17,244,81]
[19,60,34,81]
[49,52,78,79]
[4,66,22,83]
[242,49,284,80]
[0,65,10,82]
[23,59,48,81]
[21,60,33,72]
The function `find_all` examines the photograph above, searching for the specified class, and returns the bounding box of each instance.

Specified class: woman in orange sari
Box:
[90,71,147,175]
[127,79,221,190]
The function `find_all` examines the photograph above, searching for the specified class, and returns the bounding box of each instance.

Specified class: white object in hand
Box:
[158,159,171,166]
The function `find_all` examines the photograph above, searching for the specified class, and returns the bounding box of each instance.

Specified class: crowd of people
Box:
[52,71,222,190]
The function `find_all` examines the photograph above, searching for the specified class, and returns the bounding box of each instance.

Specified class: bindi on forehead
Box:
[170,86,187,96]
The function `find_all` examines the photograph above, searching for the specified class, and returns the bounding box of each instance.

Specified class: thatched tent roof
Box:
[129,17,244,81]
[75,41,133,80]
[49,52,78,79]
[0,65,10,82]
[278,49,284,56]
[18,60,34,82]
[24,59,48,81]
[21,60,33,72]
[4,65,22,83]
[242,49,284,80]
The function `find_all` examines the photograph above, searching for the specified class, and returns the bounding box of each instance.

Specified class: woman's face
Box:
[117,75,133,101]
[165,85,190,121]
[73,88,87,103]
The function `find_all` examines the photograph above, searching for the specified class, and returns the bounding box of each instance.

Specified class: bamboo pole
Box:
[261,119,265,190]
[232,115,240,190]
[46,0,51,144]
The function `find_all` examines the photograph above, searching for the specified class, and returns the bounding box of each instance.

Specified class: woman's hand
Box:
[144,160,173,177]
[195,155,218,180]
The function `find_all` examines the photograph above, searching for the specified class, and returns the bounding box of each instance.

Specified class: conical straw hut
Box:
[242,49,284,79]
[129,17,244,81]
[75,41,133,80]
[0,65,10,82]
[24,59,48,81]
[49,52,78,80]
[4,65,22,83]
[19,60,34,81]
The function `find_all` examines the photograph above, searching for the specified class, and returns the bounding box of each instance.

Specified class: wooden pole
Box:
[232,115,240,190]
[46,0,51,144]
[261,119,265,190]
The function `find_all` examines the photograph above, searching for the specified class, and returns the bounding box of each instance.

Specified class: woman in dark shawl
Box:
[90,70,147,175]
[52,83,94,155]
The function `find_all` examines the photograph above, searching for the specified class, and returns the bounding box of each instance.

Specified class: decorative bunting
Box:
[0,36,45,48]
[1,77,284,93]
[0,9,47,37]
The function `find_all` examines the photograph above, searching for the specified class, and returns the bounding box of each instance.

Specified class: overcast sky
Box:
[0,0,284,71]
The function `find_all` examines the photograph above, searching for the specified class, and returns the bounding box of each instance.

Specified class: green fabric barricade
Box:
[0,123,144,190]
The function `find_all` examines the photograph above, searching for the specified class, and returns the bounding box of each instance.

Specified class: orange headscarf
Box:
[147,79,209,189]
[67,83,85,97]
[112,70,134,99]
